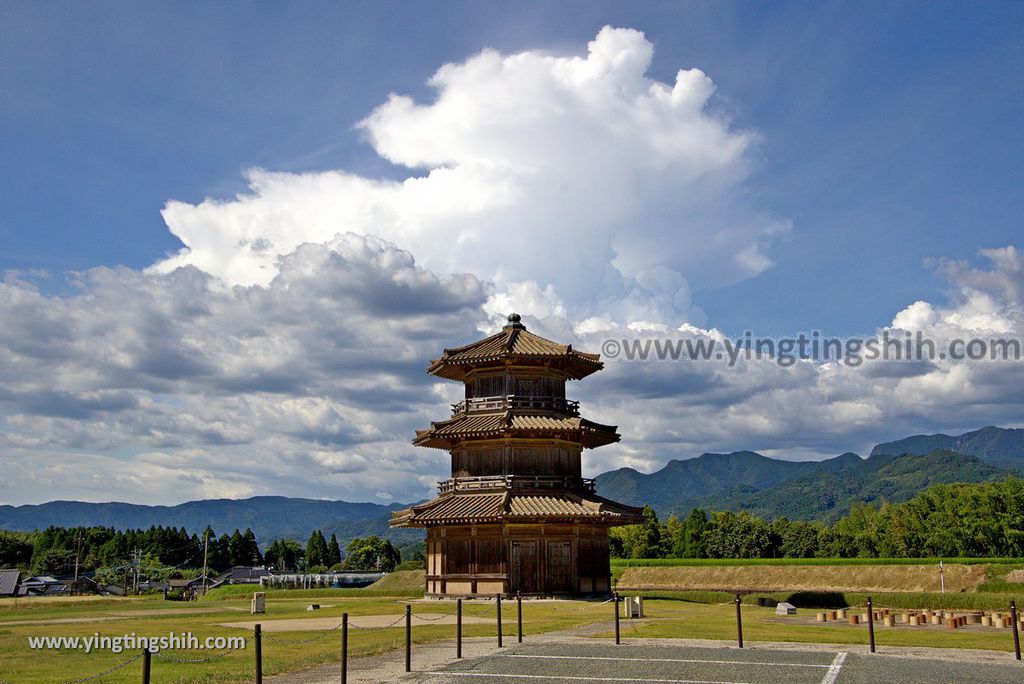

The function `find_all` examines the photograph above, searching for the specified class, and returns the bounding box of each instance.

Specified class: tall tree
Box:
[305,530,329,569]
[342,535,400,572]
[631,505,665,559]
[265,538,303,571]
[327,533,342,568]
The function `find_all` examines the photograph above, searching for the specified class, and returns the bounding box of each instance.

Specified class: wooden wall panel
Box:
[475,538,505,574]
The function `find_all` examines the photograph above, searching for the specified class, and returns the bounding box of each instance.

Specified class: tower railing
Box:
[450,395,580,416]
[437,475,596,495]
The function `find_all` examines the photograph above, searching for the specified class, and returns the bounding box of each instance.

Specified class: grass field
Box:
[610,557,1024,567]
[613,558,1024,611]
[602,601,1024,653]
[200,570,426,600]
[0,583,615,683]
[2,591,1022,683]
[628,589,1023,611]
[616,563,990,593]
[1,564,1022,683]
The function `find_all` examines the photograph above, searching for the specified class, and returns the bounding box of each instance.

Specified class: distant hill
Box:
[870,426,1024,471]
[5,426,1020,537]
[0,496,423,548]
[594,450,861,516]
[709,450,1012,522]
[596,426,1023,522]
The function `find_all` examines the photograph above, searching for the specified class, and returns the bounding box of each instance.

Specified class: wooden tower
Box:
[391,313,642,596]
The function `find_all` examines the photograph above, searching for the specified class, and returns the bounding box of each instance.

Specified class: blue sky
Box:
[0,2,1021,505]
[3,2,1020,332]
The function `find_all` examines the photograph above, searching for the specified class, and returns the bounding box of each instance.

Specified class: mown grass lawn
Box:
[0,591,614,683]
[602,600,1022,653]
[1,583,1021,682]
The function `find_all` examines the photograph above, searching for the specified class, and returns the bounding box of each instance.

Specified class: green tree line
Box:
[0,523,403,577]
[612,477,1024,559]
[0,524,262,576]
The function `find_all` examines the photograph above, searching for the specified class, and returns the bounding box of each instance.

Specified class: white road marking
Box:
[422,674,748,684]
[820,652,847,684]
[499,653,831,668]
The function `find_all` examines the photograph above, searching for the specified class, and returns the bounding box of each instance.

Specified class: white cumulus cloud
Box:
[152,26,787,326]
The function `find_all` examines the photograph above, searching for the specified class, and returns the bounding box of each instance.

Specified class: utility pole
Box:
[73,531,83,595]
[133,548,141,594]
[202,529,210,596]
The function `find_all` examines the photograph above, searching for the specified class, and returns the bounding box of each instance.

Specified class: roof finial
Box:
[505,312,525,330]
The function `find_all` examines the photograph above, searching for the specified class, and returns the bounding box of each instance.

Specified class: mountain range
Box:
[596,426,1024,521]
[0,496,422,548]
[1,426,1021,541]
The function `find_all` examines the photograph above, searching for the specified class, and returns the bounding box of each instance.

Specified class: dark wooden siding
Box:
[475,537,504,574]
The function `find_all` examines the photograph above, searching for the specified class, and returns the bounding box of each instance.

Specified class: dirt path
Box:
[221,613,493,632]
[0,605,242,627]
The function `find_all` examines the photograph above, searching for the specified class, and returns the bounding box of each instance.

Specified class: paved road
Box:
[407,641,1024,684]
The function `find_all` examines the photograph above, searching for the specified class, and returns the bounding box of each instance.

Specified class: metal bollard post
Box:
[497,593,503,647]
[867,597,876,654]
[1012,600,1021,661]
[457,598,463,659]
[614,592,621,645]
[341,612,348,684]
[735,593,743,648]
[517,591,523,643]
[141,648,151,684]
[405,604,412,672]
[254,623,263,684]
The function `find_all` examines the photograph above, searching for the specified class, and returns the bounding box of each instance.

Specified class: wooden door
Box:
[545,541,572,593]
[510,541,539,594]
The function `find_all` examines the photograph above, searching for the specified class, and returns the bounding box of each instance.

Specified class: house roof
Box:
[413,411,619,449]
[0,569,19,596]
[426,315,603,381]
[30,575,60,584]
[218,566,271,581]
[168,578,202,588]
[389,490,643,528]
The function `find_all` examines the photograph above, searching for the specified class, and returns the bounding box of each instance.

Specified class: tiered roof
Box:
[390,489,642,527]
[391,313,643,529]
[426,314,603,381]
[413,411,619,449]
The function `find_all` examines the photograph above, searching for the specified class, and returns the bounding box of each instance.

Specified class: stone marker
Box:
[251,592,266,615]
[849,614,859,625]
[837,609,846,619]
[931,614,942,625]
[884,615,895,627]
[623,596,644,618]
[909,615,920,626]
[817,612,827,622]
[827,610,837,621]
[774,602,796,616]
[982,615,992,627]
[946,617,957,630]
[307,604,321,611]
[994,617,1005,628]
